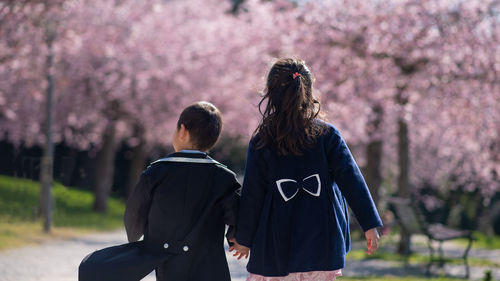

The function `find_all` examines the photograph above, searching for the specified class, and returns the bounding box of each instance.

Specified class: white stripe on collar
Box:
[179,150,204,154]
[151,157,220,165]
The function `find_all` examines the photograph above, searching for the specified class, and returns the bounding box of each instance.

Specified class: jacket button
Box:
[183,245,189,252]
[163,243,169,249]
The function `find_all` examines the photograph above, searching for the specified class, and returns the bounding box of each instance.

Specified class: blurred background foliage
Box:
[0,0,499,252]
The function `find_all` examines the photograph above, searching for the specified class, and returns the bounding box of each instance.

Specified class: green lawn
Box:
[380,228,500,251]
[458,231,500,250]
[340,277,464,281]
[0,175,125,250]
[346,248,500,268]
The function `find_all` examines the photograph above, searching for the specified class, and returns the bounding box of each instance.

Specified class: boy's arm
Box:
[124,169,155,242]
[221,172,242,246]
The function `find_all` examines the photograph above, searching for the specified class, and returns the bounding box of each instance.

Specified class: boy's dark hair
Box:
[255,57,326,156]
[177,101,222,151]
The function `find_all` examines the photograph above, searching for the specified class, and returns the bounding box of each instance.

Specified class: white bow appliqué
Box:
[276,174,321,202]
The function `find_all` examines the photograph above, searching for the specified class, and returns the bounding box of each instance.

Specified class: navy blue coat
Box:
[124,151,241,281]
[235,123,383,276]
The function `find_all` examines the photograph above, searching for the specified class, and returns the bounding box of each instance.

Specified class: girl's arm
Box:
[326,125,383,232]
[234,142,268,248]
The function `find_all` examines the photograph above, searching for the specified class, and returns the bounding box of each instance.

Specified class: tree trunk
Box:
[397,117,411,255]
[365,141,382,206]
[39,22,55,233]
[397,118,410,198]
[364,104,383,206]
[231,0,245,13]
[126,138,147,198]
[478,200,500,236]
[398,227,412,256]
[93,124,117,213]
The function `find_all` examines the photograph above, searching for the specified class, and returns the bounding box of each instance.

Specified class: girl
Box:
[231,58,383,281]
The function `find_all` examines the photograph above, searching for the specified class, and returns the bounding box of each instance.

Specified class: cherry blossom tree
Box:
[1,0,498,226]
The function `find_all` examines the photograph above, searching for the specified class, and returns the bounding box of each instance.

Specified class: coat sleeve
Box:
[326,125,383,232]
[235,142,268,248]
[124,167,155,242]
[220,172,242,245]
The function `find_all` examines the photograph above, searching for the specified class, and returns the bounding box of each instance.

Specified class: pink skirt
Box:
[247,270,342,281]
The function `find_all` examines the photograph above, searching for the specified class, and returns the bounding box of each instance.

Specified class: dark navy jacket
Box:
[124,151,240,281]
[235,123,383,276]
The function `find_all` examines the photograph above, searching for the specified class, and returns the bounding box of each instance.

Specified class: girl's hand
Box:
[228,238,250,260]
[365,228,380,255]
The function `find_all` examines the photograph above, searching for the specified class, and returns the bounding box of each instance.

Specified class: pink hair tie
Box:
[292,72,301,79]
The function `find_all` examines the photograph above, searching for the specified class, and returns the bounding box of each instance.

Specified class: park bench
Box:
[387,197,474,278]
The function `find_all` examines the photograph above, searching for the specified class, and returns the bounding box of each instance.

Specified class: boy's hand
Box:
[228,238,250,260]
[365,228,380,255]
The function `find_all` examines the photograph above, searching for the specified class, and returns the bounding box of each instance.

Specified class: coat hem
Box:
[247,263,345,277]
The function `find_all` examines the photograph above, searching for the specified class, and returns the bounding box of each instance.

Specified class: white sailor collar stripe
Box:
[151,157,221,165]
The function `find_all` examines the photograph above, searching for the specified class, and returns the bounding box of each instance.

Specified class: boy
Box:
[124,101,241,281]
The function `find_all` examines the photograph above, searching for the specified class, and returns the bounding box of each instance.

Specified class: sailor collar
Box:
[150,151,223,166]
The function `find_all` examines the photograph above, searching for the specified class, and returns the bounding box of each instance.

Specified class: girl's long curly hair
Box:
[254,58,326,155]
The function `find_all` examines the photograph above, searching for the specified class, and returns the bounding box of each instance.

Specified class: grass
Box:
[457,231,500,250]
[340,277,464,281]
[346,248,500,268]
[346,248,431,265]
[0,175,125,250]
[383,228,500,251]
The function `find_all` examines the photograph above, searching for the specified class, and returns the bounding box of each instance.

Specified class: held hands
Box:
[228,229,379,259]
[228,238,250,260]
[365,228,380,255]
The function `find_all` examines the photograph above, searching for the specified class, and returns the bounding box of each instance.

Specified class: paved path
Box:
[0,230,498,281]
[0,230,248,281]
